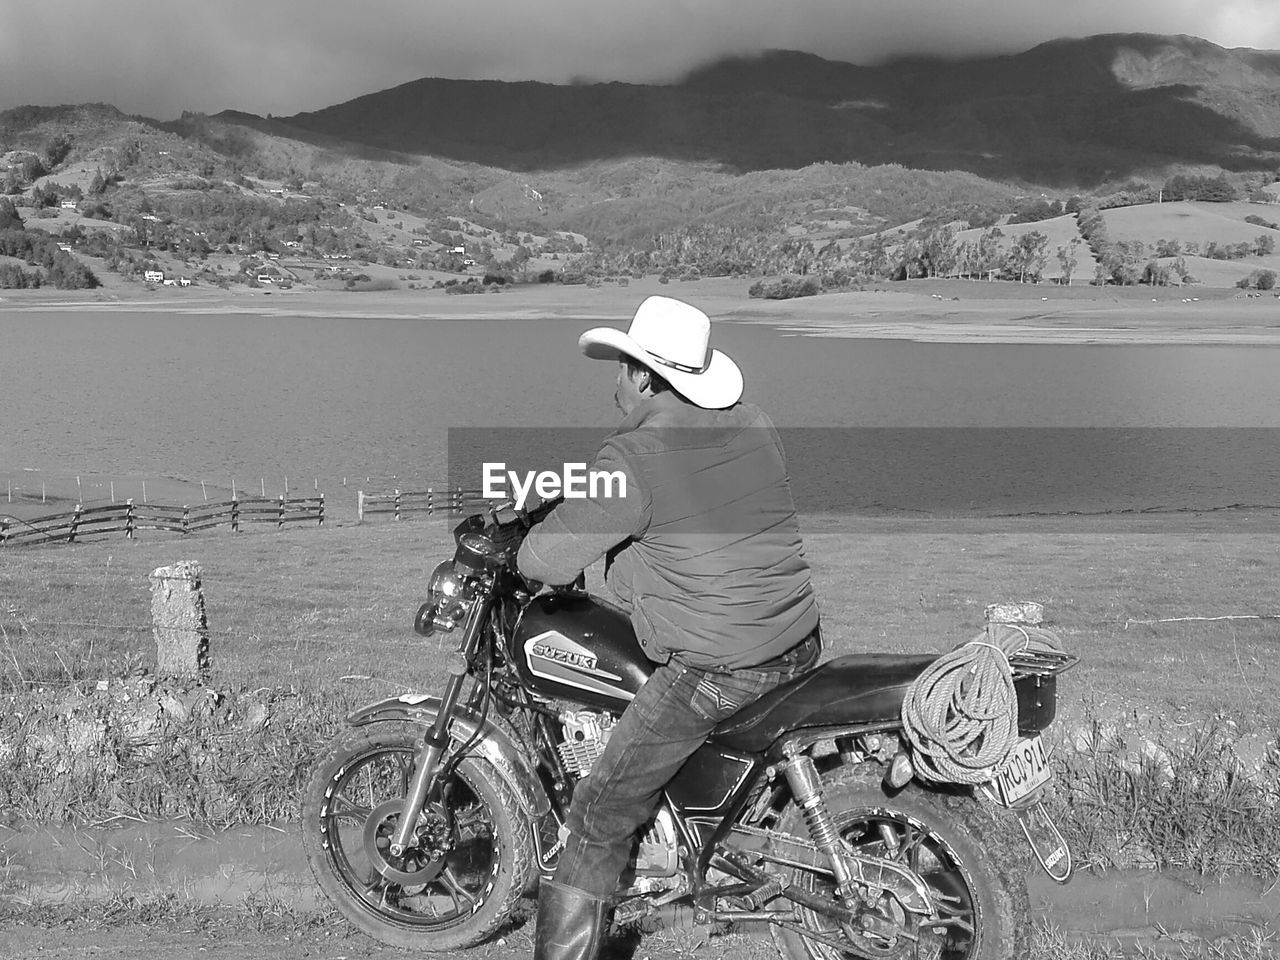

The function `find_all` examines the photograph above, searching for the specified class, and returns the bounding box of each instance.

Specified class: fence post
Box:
[984,601,1044,626]
[318,492,325,526]
[182,504,190,536]
[231,496,239,533]
[357,490,365,523]
[149,560,210,682]
[126,498,135,539]
[68,503,82,543]
[278,493,285,528]
[427,487,433,517]
[394,489,401,521]
[0,517,6,546]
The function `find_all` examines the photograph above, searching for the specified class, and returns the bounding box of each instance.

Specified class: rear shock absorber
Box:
[781,748,856,894]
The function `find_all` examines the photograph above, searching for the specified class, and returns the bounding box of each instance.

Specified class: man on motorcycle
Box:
[517,295,822,960]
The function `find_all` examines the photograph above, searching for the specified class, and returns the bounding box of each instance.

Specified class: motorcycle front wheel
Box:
[773,766,1030,960]
[302,720,535,951]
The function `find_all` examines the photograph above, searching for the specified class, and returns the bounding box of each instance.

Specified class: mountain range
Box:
[3,32,1280,271]
[246,32,1280,184]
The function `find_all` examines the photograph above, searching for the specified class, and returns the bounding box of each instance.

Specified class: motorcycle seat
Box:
[710,653,937,754]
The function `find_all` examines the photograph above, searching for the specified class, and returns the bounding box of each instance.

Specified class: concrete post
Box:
[150,561,209,681]
[984,601,1044,625]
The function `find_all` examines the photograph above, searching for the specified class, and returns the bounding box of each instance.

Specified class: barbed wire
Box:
[0,618,151,632]
[1112,614,1280,627]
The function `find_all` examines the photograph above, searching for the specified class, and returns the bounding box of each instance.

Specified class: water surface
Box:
[2,311,1277,515]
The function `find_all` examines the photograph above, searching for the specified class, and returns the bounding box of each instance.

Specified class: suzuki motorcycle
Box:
[303,500,1077,960]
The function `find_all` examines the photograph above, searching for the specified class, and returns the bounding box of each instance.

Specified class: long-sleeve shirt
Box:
[517,391,819,670]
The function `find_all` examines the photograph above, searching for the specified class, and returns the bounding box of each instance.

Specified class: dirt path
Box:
[0,918,769,960]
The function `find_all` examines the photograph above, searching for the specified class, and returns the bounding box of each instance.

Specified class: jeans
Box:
[553,628,821,898]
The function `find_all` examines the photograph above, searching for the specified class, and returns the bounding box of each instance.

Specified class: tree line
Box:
[0,199,100,289]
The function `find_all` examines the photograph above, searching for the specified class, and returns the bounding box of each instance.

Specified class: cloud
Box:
[2,0,1279,120]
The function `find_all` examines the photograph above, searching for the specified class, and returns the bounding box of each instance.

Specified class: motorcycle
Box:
[303,499,1077,960]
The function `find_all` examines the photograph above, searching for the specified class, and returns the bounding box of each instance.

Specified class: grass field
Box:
[1101,201,1280,250]
[3,511,1277,726]
[4,512,1280,953]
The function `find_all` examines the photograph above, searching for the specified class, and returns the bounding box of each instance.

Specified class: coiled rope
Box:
[900,623,1064,785]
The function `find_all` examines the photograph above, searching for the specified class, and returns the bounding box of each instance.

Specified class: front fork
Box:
[388,597,491,857]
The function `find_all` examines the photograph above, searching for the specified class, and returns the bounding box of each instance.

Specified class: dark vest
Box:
[603,393,819,669]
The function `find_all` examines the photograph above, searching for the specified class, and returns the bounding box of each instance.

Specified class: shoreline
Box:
[5,275,1280,345]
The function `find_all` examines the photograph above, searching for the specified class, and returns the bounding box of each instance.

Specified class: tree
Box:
[30,184,56,208]
[41,134,73,171]
[1008,231,1049,283]
[976,227,1004,281]
[1107,239,1147,285]
[1163,173,1237,203]
[0,262,40,288]
[1056,238,1081,285]
[1009,198,1061,224]
[921,224,958,277]
[1239,269,1277,291]
[0,197,23,230]
[20,154,46,183]
[1141,260,1172,286]
[47,253,99,289]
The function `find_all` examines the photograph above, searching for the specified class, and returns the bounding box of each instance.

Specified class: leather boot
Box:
[533,880,609,960]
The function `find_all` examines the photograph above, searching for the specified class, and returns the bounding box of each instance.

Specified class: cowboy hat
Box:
[578,296,743,409]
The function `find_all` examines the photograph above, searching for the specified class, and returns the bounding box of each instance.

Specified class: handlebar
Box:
[463,495,565,592]
[484,495,563,545]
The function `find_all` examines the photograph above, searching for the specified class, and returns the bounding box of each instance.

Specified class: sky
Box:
[2,0,1279,121]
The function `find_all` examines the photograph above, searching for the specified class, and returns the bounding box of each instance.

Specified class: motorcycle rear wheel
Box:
[302,720,535,951]
[772,766,1029,960]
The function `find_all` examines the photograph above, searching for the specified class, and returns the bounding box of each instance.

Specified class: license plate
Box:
[991,734,1052,806]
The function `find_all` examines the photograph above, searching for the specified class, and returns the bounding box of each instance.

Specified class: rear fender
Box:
[348,694,551,819]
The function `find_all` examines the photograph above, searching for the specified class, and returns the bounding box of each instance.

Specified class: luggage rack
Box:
[1009,649,1079,678]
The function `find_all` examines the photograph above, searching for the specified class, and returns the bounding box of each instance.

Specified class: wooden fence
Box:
[357,488,490,522]
[0,495,324,547]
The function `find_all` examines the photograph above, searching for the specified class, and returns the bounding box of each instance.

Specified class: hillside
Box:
[3,34,1280,296]
[274,33,1280,185]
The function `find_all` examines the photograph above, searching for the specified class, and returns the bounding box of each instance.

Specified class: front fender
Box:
[349,694,551,819]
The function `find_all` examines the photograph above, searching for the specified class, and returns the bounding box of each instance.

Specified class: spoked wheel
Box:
[773,768,1029,960]
[302,721,535,951]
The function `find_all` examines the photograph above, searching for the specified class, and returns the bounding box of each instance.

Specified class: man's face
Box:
[615,360,647,415]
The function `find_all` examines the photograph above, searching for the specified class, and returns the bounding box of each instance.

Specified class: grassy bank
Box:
[2,512,1279,872]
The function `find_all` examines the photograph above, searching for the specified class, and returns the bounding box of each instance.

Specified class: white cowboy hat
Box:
[578,296,743,409]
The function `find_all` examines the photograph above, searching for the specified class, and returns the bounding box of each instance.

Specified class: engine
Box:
[557,709,616,777]
[555,708,677,885]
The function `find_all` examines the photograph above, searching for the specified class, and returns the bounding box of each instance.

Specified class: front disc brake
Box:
[363,799,449,886]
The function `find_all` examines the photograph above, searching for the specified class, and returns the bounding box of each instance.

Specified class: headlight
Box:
[428,560,467,600]
[414,561,472,636]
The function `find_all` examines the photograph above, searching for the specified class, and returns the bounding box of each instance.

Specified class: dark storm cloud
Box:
[2,1,1278,119]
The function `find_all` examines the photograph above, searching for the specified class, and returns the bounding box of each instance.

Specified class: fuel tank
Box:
[511,593,654,712]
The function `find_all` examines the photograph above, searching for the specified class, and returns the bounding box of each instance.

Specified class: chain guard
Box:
[724,824,938,917]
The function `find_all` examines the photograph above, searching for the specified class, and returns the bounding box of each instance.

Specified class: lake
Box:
[2,310,1278,517]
